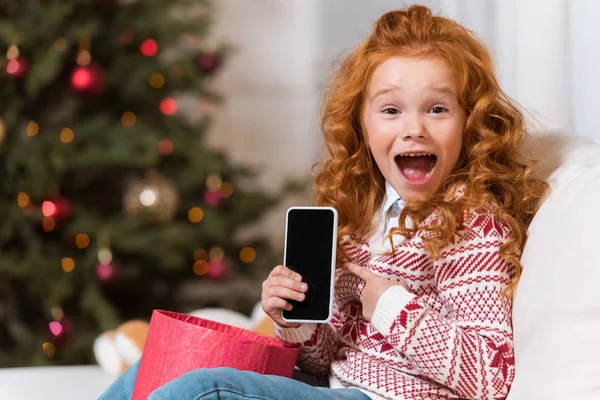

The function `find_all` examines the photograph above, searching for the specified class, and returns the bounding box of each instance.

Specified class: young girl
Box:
[101,5,548,400]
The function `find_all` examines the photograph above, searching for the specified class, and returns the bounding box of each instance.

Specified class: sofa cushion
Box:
[508,129,600,400]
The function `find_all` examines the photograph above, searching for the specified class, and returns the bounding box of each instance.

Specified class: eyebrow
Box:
[370,85,456,100]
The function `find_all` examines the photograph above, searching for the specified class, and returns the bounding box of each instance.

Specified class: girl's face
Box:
[362,56,466,202]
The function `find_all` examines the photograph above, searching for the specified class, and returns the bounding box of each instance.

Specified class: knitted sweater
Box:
[276,203,516,400]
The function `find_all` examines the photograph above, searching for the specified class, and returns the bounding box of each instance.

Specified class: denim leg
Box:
[98,360,140,400]
[148,367,371,400]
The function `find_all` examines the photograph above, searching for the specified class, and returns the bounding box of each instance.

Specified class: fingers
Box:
[344,262,374,281]
[261,265,308,327]
[268,265,303,282]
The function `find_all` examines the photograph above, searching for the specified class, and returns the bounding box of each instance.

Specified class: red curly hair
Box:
[313,5,548,296]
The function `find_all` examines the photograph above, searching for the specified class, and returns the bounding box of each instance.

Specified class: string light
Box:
[42,342,56,357]
[61,257,75,272]
[206,173,222,191]
[149,73,165,88]
[209,247,224,262]
[219,182,234,198]
[140,39,158,57]
[26,121,39,137]
[98,248,112,265]
[76,50,91,66]
[17,192,30,208]
[239,247,256,263]
[193,260,209,276]
[160,98,177,115]
[188,207,204,223]
[139,188,157,206]
[75,233,90,249]
[6,45,19,60]
[121,111,136,127]
[42,201,56,217]
[43,217,55,232]
[193,249,208,261]
[60,128,74,143]
[157,138,173,155]
[50,307,64,321]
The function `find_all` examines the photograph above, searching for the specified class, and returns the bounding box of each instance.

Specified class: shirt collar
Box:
[382,181,403,218]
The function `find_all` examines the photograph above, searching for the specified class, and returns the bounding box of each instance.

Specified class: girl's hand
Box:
[344,262,410,321]
[261,265,308,328]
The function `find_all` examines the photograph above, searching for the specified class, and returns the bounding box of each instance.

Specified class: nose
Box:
[402,115,428,140]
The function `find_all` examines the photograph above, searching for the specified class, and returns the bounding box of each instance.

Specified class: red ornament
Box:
[160,98,177,115]
[42,197,72,220]
[195,51,221,74]
[48,317,74,345]
[6,56,29,80]
[204,189,221,206]
[70,64,105,95]
[140,39,158,57]
[206,259,230,280]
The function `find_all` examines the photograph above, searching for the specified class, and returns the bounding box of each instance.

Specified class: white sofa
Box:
[1,120,599,400]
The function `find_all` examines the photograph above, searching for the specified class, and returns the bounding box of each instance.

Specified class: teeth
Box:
[400,153,433,157]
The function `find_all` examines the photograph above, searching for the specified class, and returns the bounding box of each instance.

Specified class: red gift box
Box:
[131,310,299,400]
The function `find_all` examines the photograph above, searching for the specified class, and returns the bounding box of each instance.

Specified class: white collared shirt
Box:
[369,182,406,255]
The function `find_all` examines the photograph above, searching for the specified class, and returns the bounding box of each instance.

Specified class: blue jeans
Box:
[99,361,371,400]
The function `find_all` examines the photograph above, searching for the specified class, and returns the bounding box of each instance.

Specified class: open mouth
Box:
[394,153,437,184]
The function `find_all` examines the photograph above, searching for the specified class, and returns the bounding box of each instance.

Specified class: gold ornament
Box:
[124,170,179,223]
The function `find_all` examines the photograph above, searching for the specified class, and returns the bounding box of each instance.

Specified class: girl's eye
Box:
[430,106,448,114]
[382,107,399,115]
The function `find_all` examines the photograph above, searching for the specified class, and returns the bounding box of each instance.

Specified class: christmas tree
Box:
[0,0,301,367]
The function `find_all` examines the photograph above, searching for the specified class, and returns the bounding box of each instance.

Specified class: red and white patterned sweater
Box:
[276,203,516,400]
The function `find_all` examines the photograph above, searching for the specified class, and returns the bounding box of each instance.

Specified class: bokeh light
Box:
[26,121,39,137]
[98,248,113,265]
[139,188,157,206]
[157,138,173,155]
[193,249,208,261]
[17,192,30,208]
[42,342,56,357]
[50,307,64,321]
[209,247,224,262]
[42,201,56,217]
[75,233,90,249]
[193,260,209,276]
[160,98,177,115]
[239,247,256,263]
[60,128,74,143]
[121,111,136,127]
[188,207,204,223]
[76,50,91,66]
[149,72,165,88]
[61,258,75,272]
[140,39,158,57]
[206,173,222,191]
[6,45,19,59]
[219,182,234,198]
[42,217,56,232]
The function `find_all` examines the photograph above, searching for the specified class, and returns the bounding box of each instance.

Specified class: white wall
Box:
[209,0,321,249]
[208,0,600,248]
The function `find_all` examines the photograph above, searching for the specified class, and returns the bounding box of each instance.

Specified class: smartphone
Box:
[282,206,337,323]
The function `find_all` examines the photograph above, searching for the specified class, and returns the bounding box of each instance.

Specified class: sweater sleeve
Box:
[275,322,339,376]
[370,211,516,400]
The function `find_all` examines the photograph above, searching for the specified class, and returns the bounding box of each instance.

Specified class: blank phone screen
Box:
[282,208,336,321]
